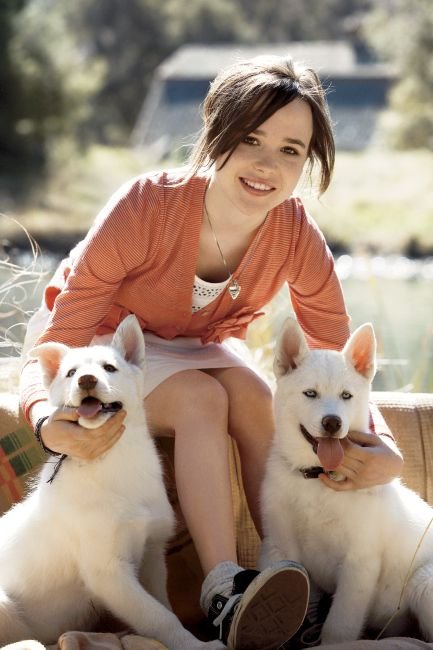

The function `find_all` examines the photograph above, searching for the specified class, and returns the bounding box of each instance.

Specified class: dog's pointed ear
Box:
[112,315,146,370]
[274,318,309,378]
[343,323,376,380]
[30,342,70,387]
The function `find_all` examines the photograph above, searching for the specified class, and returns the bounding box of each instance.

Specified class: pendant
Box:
[228,278,241,300]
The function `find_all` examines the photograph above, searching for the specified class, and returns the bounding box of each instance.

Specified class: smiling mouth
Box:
[240,177,274,193]
[76,396,123,418]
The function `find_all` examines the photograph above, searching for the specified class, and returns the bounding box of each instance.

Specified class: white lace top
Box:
[192,275,230,313]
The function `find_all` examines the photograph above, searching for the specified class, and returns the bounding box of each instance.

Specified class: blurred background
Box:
[0,0,432,391]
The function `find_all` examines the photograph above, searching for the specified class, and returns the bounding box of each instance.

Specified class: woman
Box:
[20,54,403,650]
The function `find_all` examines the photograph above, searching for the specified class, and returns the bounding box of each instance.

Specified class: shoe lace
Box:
[297,592,325,647]
[212,593,242,638]
[305,596,320,624]
[299,622,322,646]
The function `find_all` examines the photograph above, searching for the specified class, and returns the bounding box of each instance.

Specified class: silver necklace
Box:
[204,204,242,300]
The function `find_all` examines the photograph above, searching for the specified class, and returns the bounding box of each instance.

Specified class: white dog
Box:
[0,315,223,650]
[260,318,433,645]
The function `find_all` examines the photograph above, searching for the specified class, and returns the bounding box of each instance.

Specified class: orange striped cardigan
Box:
[20,168,350,420]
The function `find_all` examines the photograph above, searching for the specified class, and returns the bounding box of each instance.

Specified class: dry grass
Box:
[3,146,433,255]
[303,149,433,254]
[3,146,156,243]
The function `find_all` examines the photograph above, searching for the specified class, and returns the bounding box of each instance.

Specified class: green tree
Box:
[4,0,171,166]
[236,0,374,42]
[0,0,33,172]
[164,0,248,44]
[75,0,170,143]
[2,0,388,178]
[364,0,433,148]
[3,0,103,175]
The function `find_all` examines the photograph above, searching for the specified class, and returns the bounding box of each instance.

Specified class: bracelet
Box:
[377,431,396,441]
[34,416,62,456]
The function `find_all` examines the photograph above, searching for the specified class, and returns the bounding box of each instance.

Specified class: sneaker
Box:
[282,591,331,649]
[207,561,310,650]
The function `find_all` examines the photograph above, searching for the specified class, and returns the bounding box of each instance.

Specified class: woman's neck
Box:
[204,175,269,235]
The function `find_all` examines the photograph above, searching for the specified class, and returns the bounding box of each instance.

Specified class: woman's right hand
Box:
[33,405,126,460]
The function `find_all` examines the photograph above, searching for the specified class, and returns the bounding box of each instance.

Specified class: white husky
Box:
[260,317,433,645]
[0,315,223,650]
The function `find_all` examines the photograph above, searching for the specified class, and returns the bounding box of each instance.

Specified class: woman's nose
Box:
[253,151,275,173]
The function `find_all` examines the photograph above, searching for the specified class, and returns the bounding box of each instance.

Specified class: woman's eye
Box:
[243,135,258,146]
[66,368,76,378]
[281,146,298,156]
[103,363,117,373]
[303,389,318,399]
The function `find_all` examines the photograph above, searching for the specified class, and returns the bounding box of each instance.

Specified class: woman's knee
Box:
[221,368,273,410]
[145,369,229,433]
[177,369,229,419]
[218,368,275,438]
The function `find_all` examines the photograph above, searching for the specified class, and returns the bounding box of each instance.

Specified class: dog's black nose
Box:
[322,415,342,435]
[78,374,98,391]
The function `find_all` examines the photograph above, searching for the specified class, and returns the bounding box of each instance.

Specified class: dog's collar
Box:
[298,424,321,478]
[297,425,320,478]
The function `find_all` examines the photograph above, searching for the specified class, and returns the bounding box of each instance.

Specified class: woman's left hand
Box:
[319,430,404,491]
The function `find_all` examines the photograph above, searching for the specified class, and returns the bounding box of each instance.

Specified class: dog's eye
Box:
[303,389,318,399]
[66,368,76,378]
[103,363,117,373]
[341,391,353,400]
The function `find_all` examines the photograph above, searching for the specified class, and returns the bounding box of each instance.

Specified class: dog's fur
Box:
[260,318,433,644]
[0,316,223,649]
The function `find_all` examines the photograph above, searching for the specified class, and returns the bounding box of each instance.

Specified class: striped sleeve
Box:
[36,175,163,348]
[20,174,164,423]
[287,202,350,350]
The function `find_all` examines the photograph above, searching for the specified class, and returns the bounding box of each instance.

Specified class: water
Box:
[342,278,433,392]
[336,255,433,391]
[1,252,432,392]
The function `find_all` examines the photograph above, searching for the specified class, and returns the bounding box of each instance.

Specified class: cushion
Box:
[0,393,45,513]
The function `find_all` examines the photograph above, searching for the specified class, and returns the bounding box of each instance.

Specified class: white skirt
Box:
[23,305,266,398]
[137,332,261,397]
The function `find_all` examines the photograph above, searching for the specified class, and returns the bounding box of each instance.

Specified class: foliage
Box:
[74,0,171,143]
[3,0,378,169]
[164,0,248,44]
[236,0,373,42]
[1,0,105,191]
[0,0,34,169]
[0,216,45,357]
[2,0,432,183]
[364,0,433,148]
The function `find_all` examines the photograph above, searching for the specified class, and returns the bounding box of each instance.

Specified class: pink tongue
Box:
[77,397,102,418]
[317,438,344,471]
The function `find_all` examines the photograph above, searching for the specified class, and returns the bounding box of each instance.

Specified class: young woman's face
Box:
[211,98,313,218]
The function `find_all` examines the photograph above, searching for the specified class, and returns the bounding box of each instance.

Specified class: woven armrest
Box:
[372,391,433,504]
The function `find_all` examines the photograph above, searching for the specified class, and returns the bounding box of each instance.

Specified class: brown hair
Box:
[187,55,335,194]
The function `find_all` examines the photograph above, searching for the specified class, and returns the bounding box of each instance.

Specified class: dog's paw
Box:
[321,623,360,645]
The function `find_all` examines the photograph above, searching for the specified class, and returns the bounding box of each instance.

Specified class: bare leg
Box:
[145,370,237,575]
[205,367,274,538]
[146,368,309,650]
